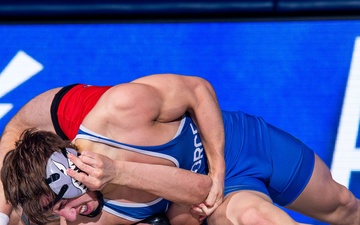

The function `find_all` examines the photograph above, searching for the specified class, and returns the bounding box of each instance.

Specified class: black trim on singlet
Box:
[50,83,80,140]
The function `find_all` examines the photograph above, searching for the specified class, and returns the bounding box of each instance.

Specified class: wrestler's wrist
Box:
[0,212,10,225]
[208,164,225,178]
[111,160,125,185]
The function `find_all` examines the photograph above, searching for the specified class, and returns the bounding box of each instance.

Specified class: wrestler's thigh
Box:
[286,154,352,220]
[207,190,297,225]
[166,203,200,225]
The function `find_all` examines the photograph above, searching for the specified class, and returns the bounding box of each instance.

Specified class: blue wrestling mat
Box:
[1,19,360,225]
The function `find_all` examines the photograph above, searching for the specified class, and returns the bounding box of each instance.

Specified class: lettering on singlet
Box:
[190,123,204,172]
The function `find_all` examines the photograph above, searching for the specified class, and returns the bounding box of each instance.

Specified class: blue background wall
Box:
[1,19,359,224]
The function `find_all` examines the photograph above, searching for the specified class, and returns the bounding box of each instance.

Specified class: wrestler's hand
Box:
[67,150,117,191]
[191,172,224,218]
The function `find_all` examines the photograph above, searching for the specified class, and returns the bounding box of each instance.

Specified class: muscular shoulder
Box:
[99,83,161,120]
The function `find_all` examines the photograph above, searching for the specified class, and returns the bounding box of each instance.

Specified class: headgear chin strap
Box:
[84,191,104,218]
[45,148,87,207]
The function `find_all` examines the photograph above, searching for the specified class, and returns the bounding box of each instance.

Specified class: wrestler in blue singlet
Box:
[75,111,315,222]
[221,111,314,206]
[75,115,208,222]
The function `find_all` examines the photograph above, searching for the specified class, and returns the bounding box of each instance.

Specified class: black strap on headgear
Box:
[43,184,69,211]
[83,191,104,218]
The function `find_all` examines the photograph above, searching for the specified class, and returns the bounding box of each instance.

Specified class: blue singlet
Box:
[75,110,315,221]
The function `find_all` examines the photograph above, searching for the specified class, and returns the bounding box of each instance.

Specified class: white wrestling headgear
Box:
[45,148,87,204]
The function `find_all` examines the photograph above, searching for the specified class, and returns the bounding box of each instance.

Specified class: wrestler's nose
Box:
[55,206,78,221]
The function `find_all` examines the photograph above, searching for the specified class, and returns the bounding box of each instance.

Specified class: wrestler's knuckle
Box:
[93,170,104,178]
[92,180,102,189]
[95,160,105,168]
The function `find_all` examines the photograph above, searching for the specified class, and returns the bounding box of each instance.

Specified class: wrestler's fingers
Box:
[191,205,203,214]
[77,150,99,165]
[191,204,209,216]
[69,151,101,170]
[205,179,223,207]
[66,168,90,183]
[79,150,98,159]
[204,192,216,208]
[190,206,208,222]
[67,167,104,190]
[205,193,222,213]
[196,203,217,216]
[199,215,207,222]
[79,150,108,169]
[68,153,104,182]
[67,153,92,171]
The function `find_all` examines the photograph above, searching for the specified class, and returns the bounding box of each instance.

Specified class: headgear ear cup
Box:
[44,148,104,218]
[45,148,87,199]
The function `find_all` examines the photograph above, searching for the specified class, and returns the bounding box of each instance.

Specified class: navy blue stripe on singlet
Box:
[103,198,170,222]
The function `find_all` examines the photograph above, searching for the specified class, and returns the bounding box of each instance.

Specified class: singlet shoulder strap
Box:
[50,84,80,140]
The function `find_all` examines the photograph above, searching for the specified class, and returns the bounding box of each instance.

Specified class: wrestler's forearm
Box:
[190,78,225,181]
[133,74,226,177]
[114,161,212,205]
[67,151,211,205]
[143,74,226,179]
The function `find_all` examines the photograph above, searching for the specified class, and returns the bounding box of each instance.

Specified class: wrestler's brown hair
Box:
[1,128,78,225]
